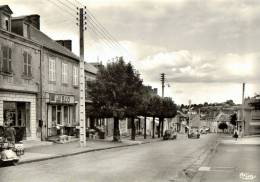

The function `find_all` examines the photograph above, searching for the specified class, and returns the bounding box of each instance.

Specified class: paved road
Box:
[193,143,260,182]
[0,134,217,182]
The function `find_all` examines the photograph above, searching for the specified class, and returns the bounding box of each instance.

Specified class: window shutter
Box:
[53,59,56,81]
[49,59,52,81]
[8,48,12,72]
[23,52,27,75]
[28,54,32,76]
[2,47,8,72]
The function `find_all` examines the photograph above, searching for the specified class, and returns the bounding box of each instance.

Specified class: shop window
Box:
[73,65,79,86]
[57,106,61,125]
[52,106,56,125]
[49,57,56,82]
[2,46,12,73]
[23,51,32,77]
[62,63,68,84]
[64,106,68,124]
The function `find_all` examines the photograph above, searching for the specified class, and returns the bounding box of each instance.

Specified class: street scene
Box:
[0,0,260,182]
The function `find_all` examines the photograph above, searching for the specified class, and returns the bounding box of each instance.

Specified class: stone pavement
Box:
[19,135,163,165]
[191,134,260,182]
[219,135,260,145]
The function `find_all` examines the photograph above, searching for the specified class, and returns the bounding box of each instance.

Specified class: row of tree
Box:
[86,57,177,141]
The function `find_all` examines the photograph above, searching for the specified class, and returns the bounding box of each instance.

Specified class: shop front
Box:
[0,92,37,140]
[46,93,78,138]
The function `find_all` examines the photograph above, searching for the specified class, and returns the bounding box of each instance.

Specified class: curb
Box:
[18,140,159,165]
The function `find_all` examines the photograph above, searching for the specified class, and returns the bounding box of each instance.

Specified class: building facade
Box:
[0,5,84,141]
[242,96,260,135]
[0,5,41,140]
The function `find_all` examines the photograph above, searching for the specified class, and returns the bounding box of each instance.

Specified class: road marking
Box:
[198,166,211,171]
[199,166,235,172]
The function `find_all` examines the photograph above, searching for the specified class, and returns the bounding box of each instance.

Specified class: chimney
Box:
[56,40,72,51]
[26,15,40,30]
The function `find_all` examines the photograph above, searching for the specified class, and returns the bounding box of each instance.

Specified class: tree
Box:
[139,86,154,139]
[87,57,143,142]
[218,122,228,133]
[148,95,161,138]
[230,113,237,126]
[158,97,177,137]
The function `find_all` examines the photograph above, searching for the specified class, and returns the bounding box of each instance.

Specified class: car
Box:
[188,129,200,139]
[163,130,177,140]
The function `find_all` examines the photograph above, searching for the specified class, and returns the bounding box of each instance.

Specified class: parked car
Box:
[188,129,200,139]
[163,130,177,140]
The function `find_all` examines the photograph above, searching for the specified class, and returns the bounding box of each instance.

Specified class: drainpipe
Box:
[39,46,43,141]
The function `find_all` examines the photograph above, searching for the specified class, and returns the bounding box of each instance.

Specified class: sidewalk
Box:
[192,135,260,182]
[219,135,260,145]
[20,136,162,165]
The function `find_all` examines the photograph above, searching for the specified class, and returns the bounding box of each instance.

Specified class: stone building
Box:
[241,96,260,135]
[0,5,84,141]
[0,5,41,140]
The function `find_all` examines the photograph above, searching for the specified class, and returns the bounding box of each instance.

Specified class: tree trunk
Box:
[131,117,136,140]
[152,116,155,139]
[113,117,120,142]
[161,118,164,137]
[144,116,147,139]
[158,120,161,138]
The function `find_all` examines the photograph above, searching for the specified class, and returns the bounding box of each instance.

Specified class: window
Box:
[73,66,79,86]
[62,63,68,84]
[49,58,56,82]
[2,46,12,73]
[23,51,32,77]
[23,23,29,38]
[1,14,9,31]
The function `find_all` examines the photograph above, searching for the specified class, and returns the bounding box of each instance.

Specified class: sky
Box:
[2,0,260,105]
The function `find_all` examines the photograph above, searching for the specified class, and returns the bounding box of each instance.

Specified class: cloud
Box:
[136,50,260,84]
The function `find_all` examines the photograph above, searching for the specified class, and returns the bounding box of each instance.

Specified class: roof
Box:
[11,14,40,21]
[84,62,97,74]
[30,25,79,61]
[0,5,13,14]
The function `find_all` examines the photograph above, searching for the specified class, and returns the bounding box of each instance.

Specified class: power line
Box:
[71,0,130,57]
[63,0,78,8]
[46,0,76,17]
[86,19,124,54]
[86,23,120,53]
[85,14,125,55]
[56,0,78,14]
[84,8,131,57]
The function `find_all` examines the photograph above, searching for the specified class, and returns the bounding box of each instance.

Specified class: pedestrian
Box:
[233,129,238,141]
[5,123,16,145]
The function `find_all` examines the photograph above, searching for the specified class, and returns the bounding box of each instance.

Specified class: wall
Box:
[0,30,40,92]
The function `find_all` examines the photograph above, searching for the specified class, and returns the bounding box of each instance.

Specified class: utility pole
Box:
[79,7,86,147]
[161,73,165,98]
[242,83,245,135]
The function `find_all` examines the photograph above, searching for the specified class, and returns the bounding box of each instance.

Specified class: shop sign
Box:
[49,94,75,104]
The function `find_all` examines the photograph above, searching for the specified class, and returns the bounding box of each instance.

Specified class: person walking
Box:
[233,129,238,141]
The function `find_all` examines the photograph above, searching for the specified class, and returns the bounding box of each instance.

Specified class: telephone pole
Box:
[161,73,165,98]
[79,7,86,147]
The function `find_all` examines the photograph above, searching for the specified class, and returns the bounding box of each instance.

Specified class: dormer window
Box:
[0,5,13,31]
[1,14,10,31]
